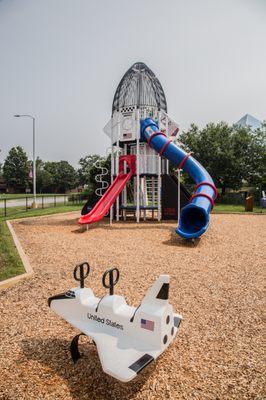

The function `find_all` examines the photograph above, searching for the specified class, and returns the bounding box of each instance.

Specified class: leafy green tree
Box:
[26,157,49,193]
[78,154,100,185]
[42,162,57,189]
[43,161,77,193]
[246,123,266,187]
[37,169,53,193]
[56,161,77,192]
[3,146,29,192]
[179,122,265,194]
[80,154,111,205]
[33,158,53,193]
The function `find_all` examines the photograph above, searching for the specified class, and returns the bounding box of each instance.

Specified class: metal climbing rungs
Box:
[94,159,109,197]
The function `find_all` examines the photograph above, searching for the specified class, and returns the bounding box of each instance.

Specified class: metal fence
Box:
[0,194,84,219]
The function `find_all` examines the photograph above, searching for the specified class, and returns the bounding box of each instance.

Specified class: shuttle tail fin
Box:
[141,275,170,304]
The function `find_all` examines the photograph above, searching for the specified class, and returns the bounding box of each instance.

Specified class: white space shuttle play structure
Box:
[48,262,182,382]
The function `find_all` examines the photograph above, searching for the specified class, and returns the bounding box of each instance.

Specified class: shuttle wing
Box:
[92,333,155,382]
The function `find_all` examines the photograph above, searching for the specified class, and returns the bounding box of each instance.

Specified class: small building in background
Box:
[236,114,262,130]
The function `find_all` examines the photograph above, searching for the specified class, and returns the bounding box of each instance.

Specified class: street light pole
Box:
[32,117,36,206]
[14,114,37,207]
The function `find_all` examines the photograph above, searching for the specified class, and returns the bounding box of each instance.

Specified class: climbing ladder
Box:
[146,177,158,207]
[94,159,109,197]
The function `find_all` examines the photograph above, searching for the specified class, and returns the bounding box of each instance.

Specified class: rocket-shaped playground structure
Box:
[79,62,217,239]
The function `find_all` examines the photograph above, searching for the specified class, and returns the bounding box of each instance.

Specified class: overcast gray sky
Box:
[0,0,265,166]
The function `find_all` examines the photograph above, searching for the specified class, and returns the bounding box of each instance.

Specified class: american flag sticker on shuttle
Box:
[141,318,154,331]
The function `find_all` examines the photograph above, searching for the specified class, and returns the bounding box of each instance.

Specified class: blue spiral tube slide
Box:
[141,118,217,239]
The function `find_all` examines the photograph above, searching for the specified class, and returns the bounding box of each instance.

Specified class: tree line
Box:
[178,121,265,194]
[0,147,110,194]
[0,121,265,195]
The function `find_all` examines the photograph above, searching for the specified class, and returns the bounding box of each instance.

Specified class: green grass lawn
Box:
[8,204,83,220]
[0,202,83,220]
[0,221,25,281]
[213,204,266,213]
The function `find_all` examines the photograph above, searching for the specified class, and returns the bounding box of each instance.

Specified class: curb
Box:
[0,221,34,290]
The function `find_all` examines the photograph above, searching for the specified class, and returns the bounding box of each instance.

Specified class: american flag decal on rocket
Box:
[141,318,154,331]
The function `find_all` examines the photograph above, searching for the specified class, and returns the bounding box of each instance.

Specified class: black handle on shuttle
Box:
[102,267,120,295]
[73,261,90,288]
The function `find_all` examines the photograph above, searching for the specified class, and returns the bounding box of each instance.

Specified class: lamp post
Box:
[14,114,37,208]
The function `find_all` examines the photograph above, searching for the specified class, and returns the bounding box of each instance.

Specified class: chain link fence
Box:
[0,194,84,219]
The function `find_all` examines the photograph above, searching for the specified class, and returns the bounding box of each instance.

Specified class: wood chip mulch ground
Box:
[0,212,265,400]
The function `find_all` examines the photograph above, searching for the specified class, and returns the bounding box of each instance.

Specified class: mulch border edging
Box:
[0,211,80,290]
[0,220,34,290]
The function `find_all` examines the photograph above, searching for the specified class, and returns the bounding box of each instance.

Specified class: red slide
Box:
[79,155,136,225]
